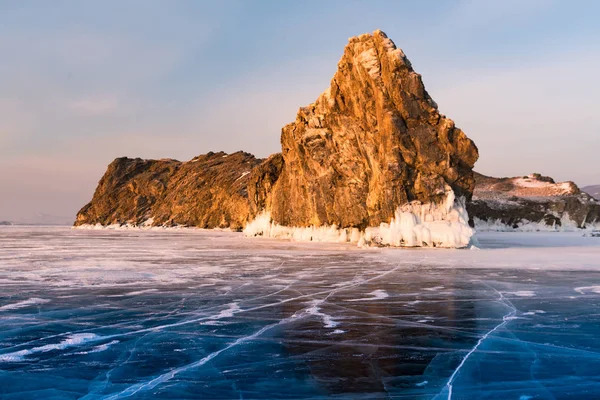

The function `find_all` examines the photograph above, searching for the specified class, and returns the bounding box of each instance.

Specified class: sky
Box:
[0,0,599,224]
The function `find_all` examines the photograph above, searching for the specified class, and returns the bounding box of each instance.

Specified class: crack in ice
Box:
[434,282,516,400]
[81,266,401,398]
[101,320,287,400]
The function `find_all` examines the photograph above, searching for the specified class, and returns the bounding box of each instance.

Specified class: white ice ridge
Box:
[73,340,119,355]
[474,214,596,232]
[244,190,474,248]
[0,297,50,311]
[346,289,389,302]
[74,222,232,231]
[574,286,600,294]
[0,333,99,362]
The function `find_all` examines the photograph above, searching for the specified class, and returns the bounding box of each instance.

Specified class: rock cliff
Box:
[75,152,260,230]
[469,172,600,231]
[76,30,479,247]
[260,30,478,229]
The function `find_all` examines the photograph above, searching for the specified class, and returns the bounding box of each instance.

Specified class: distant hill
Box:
[0,221,12,226]
[583,185,600,200]
[470,172,600,231]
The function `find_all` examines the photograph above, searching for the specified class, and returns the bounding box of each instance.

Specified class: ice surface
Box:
[1,226,599,399]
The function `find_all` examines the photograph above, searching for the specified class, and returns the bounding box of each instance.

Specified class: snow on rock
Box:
[235,171,251,181]
[73,223,232,232]
[470,172,600,231]
[474,173,579,199]
[474,213,584,233]
[244,190,474,248]
[358,48,381,78]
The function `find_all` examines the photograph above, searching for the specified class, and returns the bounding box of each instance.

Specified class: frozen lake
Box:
[1,226,599,399]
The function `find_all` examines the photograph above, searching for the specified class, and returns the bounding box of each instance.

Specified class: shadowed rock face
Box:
[264,30,478,228]
[75,30,479,234]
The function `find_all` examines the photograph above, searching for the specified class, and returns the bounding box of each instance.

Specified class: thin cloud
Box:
[68,96,119,116]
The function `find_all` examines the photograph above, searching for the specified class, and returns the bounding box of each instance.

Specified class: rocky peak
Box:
[266,30,478,230]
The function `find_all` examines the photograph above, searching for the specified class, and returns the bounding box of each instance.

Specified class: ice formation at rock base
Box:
[244,190,474,248]
[474,214,599,233]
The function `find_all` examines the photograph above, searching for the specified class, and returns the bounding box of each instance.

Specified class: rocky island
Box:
[470,173,600,231]
[75,30,480,247]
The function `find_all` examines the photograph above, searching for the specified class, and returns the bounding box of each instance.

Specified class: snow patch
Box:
[74,340,119,355]
[306,300,338,328]
[205,302,240,324]
[105,289,158,298]
[574,286,600,294]
[474,214,585,233]
[0,333,100,362]
[358,48,381,78]
[522,310,546,316]
[141,217,154,227]
[346,289,389,302]
[0,298,50,311]
[74,224,232,232]
[506,291,536,297]
[235,171,251,181]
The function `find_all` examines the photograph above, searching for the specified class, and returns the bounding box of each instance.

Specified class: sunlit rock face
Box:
[76,30,479,247]
[75,152,260,230]
[259,30,478,230]
[247,30,478,246]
